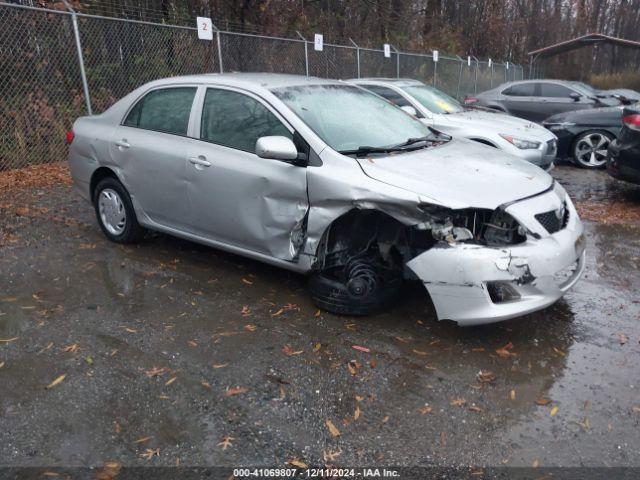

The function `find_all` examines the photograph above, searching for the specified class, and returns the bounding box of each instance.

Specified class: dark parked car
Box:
[542,106,623,169]
[607,104,640,184]
[465,79,619,123]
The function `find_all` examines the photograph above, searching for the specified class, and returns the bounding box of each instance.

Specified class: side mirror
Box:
[255,136,299,161]
[569,92,581,101]
[400,105,418,116]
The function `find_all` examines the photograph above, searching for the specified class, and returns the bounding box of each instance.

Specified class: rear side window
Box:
[201,88,291,152]
[502,83,536,96]
[363,85,413,109]
[539,83,573,98]
[124,87,197,135]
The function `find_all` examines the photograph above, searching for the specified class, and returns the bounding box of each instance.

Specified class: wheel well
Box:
[314,209,432,273]
[469,138,498,148]
[570,129,616,156]
[90,167,118,202]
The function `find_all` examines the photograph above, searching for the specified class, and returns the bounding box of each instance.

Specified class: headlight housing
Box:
[499,134,541,150]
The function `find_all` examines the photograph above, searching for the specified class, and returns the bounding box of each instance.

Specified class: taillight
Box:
[622,114,640,131]
[464,97,479,104]
[65,130,75,145]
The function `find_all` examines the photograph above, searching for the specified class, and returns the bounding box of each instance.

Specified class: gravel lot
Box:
[1,163,640,476]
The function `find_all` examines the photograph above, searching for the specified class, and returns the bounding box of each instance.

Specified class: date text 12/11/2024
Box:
[232,468,400,478]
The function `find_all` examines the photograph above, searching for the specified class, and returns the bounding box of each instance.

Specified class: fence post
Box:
[63,0,92,115]
[473,57,479,94]
[296,31,309,76]
[349,38,360,78]
[215,28,224,73]
[490,61,494,88]
[455,56,463,99]
[390,45,400,78]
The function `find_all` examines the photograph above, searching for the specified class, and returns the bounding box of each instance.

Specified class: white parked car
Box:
[349,78,558,170]
[67,73,585,326]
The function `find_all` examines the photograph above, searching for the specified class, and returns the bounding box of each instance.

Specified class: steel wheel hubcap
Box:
[98,188,127,235]
[575,133,610,167]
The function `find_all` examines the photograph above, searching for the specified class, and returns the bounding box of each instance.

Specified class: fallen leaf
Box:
[325,419,341,437]
[418,406,432,415]
[187,340,198,347]
[224,387,249,397]
[352,345,370,353]
[287,459,308,469]
[123,327,138,334]
[468,405,484,413]
[450,398,466,407]
[133,436,153,444]
[46,374,67,389]
[243,324,256,332]
[140,448,159,460]
[495,342,516,358]
[241,306,251,316]
[0,361,4,369]
[282,345,303,356]
[217,436,234,450]
[314,309,321,317]
[355,395,364,401]
[632,406,640,413]
[535,398,551,406]
[63,343,80,353]
[509,389,516,401]
[477,370,496,383]
[213,363,228,369]
[201,381,211,389]
[323,447,342,462]
[241,278,253,285]
[94,460,122,480]
[382,415,390,423]
[354,405,361,420]
[271,308,284,317]
[145,367,167,377]
[313,343,321,352]
[532,459,540,468]
[553,346,566,357]
[412,349,428,356]
[550,406,559,417]
[0,337,19,344]
[165,376,177,386]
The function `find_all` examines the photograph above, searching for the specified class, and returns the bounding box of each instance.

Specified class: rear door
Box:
[109,86,197,229]
[184,86,309,261]
[500,83,538,120]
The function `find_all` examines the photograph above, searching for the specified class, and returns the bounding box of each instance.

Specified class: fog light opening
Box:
[487,281,521,303]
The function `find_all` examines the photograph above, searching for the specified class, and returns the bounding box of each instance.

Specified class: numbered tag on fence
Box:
[197,17,213,40]
[468,56,471,66]
[314,34,324,51]
[433,50,439,62]
[383,44,391,58]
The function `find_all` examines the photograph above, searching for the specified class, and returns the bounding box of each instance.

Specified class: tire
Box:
[308,266,402,316]
[93,176,144,244]
[572,131,614,169]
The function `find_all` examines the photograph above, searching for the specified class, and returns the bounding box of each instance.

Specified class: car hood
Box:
[543,106,623,124]
[435,109,555,141]
[356,139,553,210]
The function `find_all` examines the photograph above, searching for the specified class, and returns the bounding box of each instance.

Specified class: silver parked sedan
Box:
[68,73,585,326]
[349,78,557,170]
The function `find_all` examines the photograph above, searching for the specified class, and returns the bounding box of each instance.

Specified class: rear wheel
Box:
[573,131,614,169]
[93,177,144,244]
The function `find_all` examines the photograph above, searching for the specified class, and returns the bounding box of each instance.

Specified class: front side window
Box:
[201,88,292,152]
[502,83,536,96]
[124,87,196,135]
[540,83,573,98]
[401,85,464,114]
[272,84,432,153]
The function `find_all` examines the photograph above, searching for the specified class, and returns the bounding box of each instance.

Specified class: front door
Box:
[185,86,309,261]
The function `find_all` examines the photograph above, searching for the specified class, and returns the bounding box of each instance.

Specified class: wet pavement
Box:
[1,164,640,472]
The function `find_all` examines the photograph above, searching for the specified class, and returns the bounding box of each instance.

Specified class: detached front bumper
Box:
[406,185,585,326]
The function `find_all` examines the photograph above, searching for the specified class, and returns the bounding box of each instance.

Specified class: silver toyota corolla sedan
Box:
[349,78,558,170]
[67,73,585,326]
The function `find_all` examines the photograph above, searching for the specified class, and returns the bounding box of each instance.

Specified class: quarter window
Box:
[201,88,292,152]
[124,87,196,135]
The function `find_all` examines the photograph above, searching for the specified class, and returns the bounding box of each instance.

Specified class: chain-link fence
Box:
[0,2,524,171]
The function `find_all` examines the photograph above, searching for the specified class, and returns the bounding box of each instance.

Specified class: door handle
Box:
[115,139,130,149]
[188,156,211,167]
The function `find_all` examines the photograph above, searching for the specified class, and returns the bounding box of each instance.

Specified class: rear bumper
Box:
[607,140,640,185]
[406,186,585,326]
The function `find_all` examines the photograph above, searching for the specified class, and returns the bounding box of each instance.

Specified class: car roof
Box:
[146,72,344,90]
[348,77,425,87]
